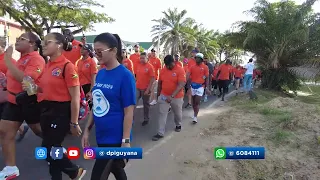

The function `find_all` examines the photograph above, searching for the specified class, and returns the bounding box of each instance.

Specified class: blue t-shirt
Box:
[92,65,136,144]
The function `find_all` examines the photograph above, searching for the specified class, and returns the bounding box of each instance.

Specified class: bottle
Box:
[23,76,37,95]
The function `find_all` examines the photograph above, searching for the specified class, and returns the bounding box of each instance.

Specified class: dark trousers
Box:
[91,144,127,180]
[40,101,78,180]
[218,80,229,95]
[212,80,218,89]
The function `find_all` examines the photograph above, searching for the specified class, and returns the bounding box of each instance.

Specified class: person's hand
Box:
[121,143,130,148]
[86,92,92,101]
[81,130,90,148]
[4,45,14,66]
[70,124,82,137]
[165,96,172,103]
[144,89,150,95]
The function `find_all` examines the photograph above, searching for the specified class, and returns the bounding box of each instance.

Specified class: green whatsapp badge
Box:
[214,147,226,160]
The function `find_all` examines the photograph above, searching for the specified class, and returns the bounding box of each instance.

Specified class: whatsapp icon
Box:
[214,147,226,160]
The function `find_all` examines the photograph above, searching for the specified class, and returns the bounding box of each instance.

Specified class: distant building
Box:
[0,13,24,59]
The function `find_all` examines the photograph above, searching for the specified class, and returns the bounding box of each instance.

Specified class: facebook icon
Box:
[50,147,63,160]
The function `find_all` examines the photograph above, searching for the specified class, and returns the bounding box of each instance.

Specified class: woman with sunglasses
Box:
[77,44,97,109]
[0,32,45,179]
[122,50,134,74]
[29,32,85,180]
[82,33,136,180]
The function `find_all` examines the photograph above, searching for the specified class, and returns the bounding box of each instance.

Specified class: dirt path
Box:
[125,89,320,180]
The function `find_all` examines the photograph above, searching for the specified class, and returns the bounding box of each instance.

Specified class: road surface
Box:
[0,94,225,180]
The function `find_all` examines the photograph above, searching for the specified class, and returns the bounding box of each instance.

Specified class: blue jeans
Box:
[243,74,253,92]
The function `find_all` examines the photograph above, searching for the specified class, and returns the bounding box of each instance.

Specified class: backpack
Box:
[62,62,89,121]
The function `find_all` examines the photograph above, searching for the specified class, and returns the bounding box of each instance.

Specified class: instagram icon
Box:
[83,148,96,159]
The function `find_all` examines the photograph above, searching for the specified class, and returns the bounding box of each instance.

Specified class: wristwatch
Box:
[70,122,79,128]
[122,138,130,143]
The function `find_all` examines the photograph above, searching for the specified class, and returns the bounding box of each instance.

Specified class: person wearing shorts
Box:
[233,65,243,94]
[0,32,45,179]
[186,53,210,124]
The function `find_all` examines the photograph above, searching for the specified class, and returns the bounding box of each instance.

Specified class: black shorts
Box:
[1,102,40,124]
[0,102,6,117]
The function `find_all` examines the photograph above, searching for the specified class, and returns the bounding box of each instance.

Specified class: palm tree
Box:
[151,8,195,55]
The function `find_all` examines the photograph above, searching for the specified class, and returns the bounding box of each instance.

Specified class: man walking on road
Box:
[149,49,162,106]
[243,58,255,92]
[152,55,186,141]
[203,57,213,102]
[135,52,155,126]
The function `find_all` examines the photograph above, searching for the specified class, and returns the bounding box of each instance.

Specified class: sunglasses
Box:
[95,48,112,57]
[16,37,30,42]
[41,40,59,46]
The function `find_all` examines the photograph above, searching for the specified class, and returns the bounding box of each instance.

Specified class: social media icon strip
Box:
[84,147,96,159]
[67,147,80,160]
[35,147,47,160]
[214,147,226,160]
[50,147,64,160]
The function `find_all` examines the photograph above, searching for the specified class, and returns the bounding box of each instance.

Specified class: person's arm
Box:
[90,61,98,90]
[205,67,210,88]
[146,65,155,93]
[120,73,136,144]
[84,111,95,132]
[157,80,162,97]
[68,86,80,123]
[171,69,186,97]
[186,71,191,87]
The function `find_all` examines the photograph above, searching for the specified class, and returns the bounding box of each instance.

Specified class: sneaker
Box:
[168,107,171,113]
[152,134,164,141]
[149,100,157,106]
[16,125,29,142]
[142,120,149,126]
[204,95,208,103]
[184,103,192,108]
[71,167,86,180]
[175,126,181,132]
[0,166,20,180]
[192,117,198,124]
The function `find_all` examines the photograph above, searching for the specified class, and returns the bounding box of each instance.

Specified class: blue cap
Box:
[191,49,199,53]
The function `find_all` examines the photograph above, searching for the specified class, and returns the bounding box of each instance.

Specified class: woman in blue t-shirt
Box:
[81,33,136,180]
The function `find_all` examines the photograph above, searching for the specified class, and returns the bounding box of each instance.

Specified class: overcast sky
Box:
[83,0,320,42]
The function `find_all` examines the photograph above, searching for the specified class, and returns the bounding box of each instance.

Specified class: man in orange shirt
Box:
[130,44,140,77]
[185,49,199,108]
[174,54,183,67]
[135,52,155,126]
[149,48,162,106]
[216,59,233,101]
[122,50,134,74]
[62,29,82,65]
[152,55,186,141]
[186,53,210,124]
[233,65,243,94]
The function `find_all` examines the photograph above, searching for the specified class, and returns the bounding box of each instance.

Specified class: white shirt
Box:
[245,62,254,75]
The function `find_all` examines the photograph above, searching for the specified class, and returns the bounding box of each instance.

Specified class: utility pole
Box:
[157,18,162,57]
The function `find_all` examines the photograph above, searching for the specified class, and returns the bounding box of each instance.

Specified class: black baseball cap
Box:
[134,44,139,48]
[151,48,156,52]
[80,44,93,52]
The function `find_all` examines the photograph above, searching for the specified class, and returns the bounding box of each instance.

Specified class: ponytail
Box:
[36,39,48,63]
[112,34,123,64]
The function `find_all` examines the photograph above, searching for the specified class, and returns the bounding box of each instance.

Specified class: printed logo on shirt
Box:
[172,73,177,77]
[200,67,204,71]
[36,67,41,73]
[52,68,62,76]
[72,74,79,78]
[85,63,90,68]
[21,58,30,65]
[145,68,149,72]
[92,89,110,117]
[73,45,78,49]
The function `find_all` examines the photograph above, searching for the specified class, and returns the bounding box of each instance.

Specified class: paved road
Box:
[0,93,225,180]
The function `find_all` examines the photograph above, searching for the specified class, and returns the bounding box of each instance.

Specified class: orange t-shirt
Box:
[233,68,243,78]
[212,68,219,80]
[6,51,45,104]
[129,53,140,74]
[188,58,196,70]
[122,58,134,74]
[159,65,186,98]
[149,56,162,80]
[218,64,233,80]
[136,62,155,90]
[175,61,183,67]
[0,53,16,74]
[77,57,98,85]
[62,39,82,65]
[189,63,209,84]
[38,55,80,102]
[183,64,188,73]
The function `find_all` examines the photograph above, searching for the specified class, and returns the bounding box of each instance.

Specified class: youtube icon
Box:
[67,147,80,160]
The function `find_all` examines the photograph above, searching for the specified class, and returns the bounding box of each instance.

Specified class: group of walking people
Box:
[0,28,259,180]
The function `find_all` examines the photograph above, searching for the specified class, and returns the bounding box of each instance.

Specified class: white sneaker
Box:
[0,166,20,180]
[149,100,157,105]
[192,117,198,124]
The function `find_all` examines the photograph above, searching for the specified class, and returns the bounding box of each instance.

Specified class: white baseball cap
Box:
[195,53,204,59]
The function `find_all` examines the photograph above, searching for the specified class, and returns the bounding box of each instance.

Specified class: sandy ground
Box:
[124,90,320,180]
